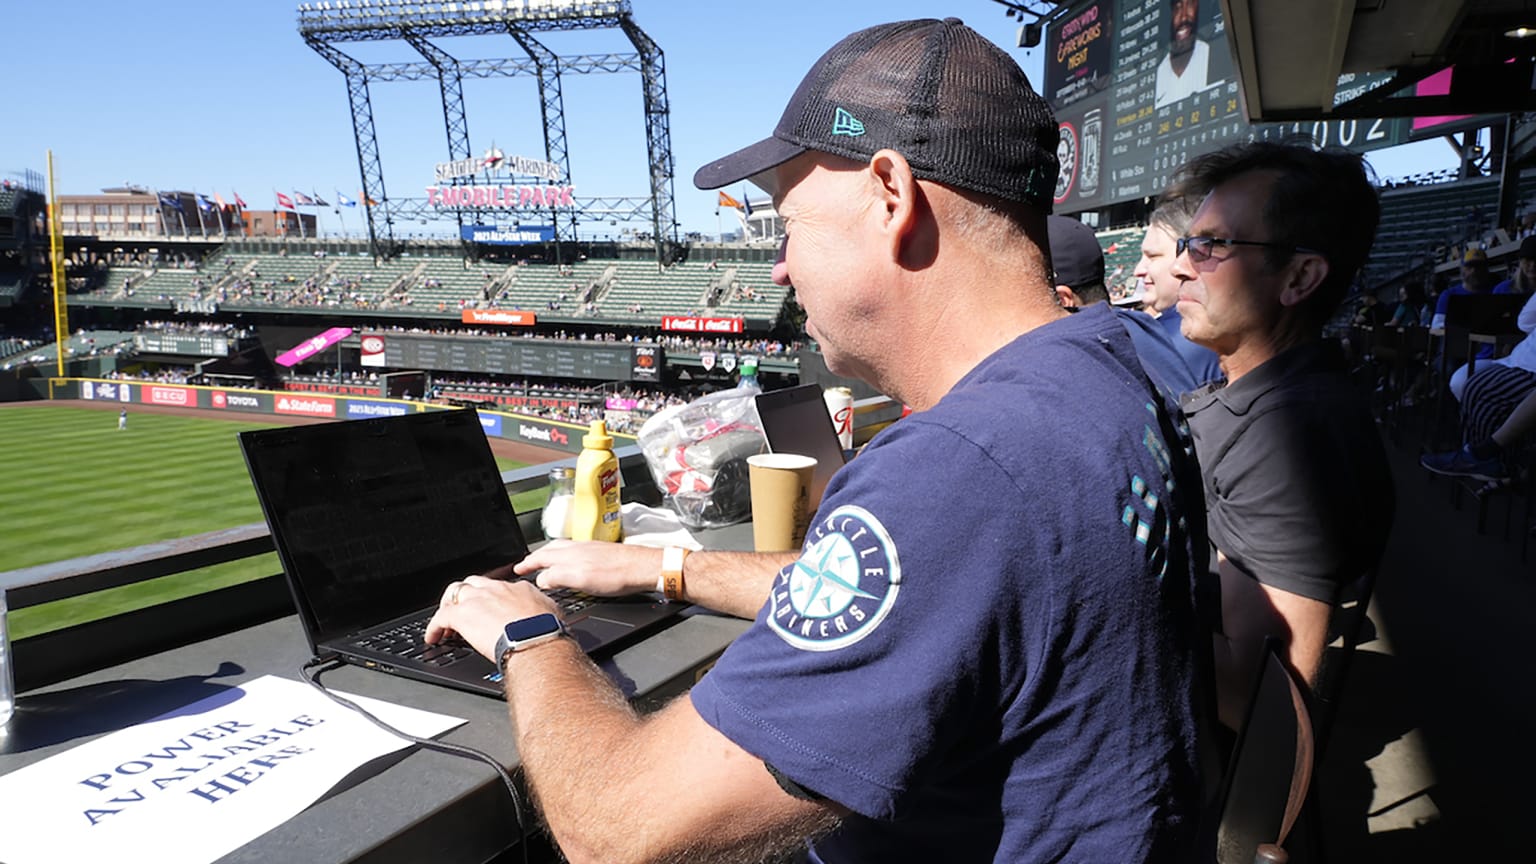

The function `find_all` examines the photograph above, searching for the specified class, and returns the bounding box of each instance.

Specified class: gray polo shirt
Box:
[1180,339,1394,602]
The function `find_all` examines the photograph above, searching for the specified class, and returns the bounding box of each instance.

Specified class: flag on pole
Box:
[213,192,228,209]
[276,191,295,210]
[717,191,743,210]
[158,193,183,211]
[233,191,248,209]
[293,191,317,206]
[361,190,379,206]
[337,192,356,207]
[310,191,329,207]
[741,187,754,217]
[196,194,216,212]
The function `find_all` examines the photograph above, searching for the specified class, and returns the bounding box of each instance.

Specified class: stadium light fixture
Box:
[1507,26,1536,38]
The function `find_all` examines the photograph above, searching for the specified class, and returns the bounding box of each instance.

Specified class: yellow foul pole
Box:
[47,150,69,378]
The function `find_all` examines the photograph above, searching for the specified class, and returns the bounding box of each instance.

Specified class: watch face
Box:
[505,613,562,643]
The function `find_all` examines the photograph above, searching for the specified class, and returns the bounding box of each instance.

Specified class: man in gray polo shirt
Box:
[1169,141,1395,728]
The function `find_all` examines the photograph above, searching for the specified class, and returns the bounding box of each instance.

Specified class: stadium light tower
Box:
[298,0,679,264]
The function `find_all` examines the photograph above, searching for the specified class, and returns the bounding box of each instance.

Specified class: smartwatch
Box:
[493,613,567,668]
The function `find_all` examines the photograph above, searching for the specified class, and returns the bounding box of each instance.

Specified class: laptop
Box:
[238,408,687,697]
[754,383,850,512]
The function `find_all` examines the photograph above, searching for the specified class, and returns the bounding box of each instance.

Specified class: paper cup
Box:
[748,453,818,552]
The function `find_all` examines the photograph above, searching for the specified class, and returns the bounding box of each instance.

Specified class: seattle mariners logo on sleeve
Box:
[769,505,901,651]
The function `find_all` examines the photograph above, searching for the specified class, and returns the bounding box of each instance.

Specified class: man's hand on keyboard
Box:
[424,575,562,661]
[514,540,663,597]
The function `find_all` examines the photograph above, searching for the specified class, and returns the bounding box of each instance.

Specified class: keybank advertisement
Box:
[345,399,410,419]
[513,417,583,454]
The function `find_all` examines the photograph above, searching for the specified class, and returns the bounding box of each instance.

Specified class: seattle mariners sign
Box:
[768,505,901,652]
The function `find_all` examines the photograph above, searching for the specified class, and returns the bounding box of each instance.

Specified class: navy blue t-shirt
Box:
[690,305,1209,863]
[1155,308,1224,391]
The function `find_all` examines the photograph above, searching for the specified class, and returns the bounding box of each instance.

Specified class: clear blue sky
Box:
[0,0,1459,240]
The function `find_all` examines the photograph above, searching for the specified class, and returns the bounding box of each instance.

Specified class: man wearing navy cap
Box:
[430,19,1209,863]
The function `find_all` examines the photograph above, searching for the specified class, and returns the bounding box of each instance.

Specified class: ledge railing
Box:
[1,397,899,690]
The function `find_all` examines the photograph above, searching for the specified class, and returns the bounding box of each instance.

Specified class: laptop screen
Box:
[755,384,848,513]
[241,409,529,644]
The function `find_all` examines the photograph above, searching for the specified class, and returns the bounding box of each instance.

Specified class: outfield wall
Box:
[46,377,629,456]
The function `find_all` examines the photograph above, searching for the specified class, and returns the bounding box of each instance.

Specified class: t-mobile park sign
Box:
[430,147,573,209]
[427,186,575,209]
[661,316,744,334]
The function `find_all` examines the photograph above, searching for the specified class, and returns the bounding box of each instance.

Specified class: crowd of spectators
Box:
[105,364,194,384]
[138,319,250,339]
[426,374,693,432]
[658,334,800,357]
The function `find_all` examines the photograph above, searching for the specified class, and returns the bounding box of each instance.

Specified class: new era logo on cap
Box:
[832,107,866,137]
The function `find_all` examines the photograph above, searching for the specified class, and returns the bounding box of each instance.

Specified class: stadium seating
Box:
[1365,171,1536,287]
[60,245,795,327]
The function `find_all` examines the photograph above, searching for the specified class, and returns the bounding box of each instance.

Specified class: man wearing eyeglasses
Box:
[1168,141,1395,730]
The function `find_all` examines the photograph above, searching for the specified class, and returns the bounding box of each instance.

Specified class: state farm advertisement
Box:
[275,395,337,418]
[147,386,192,407]
[462,309,536,326]
[660,316,744,334]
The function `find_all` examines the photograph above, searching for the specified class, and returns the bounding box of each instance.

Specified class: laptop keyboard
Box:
[354,587,596,667]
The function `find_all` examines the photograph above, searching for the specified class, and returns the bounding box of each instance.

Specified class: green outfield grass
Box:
[0,406,535,640]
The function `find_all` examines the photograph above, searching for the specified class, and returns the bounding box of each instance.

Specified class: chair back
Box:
[1443,292,1526,337]
[1311,567,1378,760]
[1214,639,1315,864]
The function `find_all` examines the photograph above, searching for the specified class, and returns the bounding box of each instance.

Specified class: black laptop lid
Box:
[240,409,528,646]
[755,384,848,512]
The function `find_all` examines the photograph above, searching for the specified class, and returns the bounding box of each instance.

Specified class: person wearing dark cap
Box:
[1046,213,1111,308]
[430,19,1209,863]
[1048,213,1214,396]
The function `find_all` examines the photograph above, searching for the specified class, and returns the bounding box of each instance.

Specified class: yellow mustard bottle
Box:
[570,420,622,542]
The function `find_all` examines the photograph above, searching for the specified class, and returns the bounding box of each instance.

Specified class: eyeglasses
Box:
[1175,235,1323,263]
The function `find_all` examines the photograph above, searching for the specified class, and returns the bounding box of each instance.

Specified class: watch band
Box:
[660,545,690,601]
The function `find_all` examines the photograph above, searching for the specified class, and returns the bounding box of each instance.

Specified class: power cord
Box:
[299,657,531,864]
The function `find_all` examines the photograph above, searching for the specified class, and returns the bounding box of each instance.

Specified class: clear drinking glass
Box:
[542,466,576,540]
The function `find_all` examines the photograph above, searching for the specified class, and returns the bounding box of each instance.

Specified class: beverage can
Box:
[823,387,854,452]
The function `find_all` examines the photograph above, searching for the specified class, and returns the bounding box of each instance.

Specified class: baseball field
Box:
[0,404,539,641]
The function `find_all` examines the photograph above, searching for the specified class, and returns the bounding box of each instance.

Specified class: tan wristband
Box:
[660,546,690,601]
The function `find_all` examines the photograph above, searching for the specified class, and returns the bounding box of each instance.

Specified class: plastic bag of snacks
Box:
[636,386,766,528]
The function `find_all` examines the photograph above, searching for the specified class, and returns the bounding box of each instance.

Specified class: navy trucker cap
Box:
[692,18,1060,211]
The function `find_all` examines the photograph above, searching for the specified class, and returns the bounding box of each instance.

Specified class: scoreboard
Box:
[364,332,662,383]
[132,332,231,357]
[1044,0,1413,213]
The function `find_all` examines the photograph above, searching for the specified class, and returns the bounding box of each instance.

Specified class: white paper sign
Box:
[0,675,467,864]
